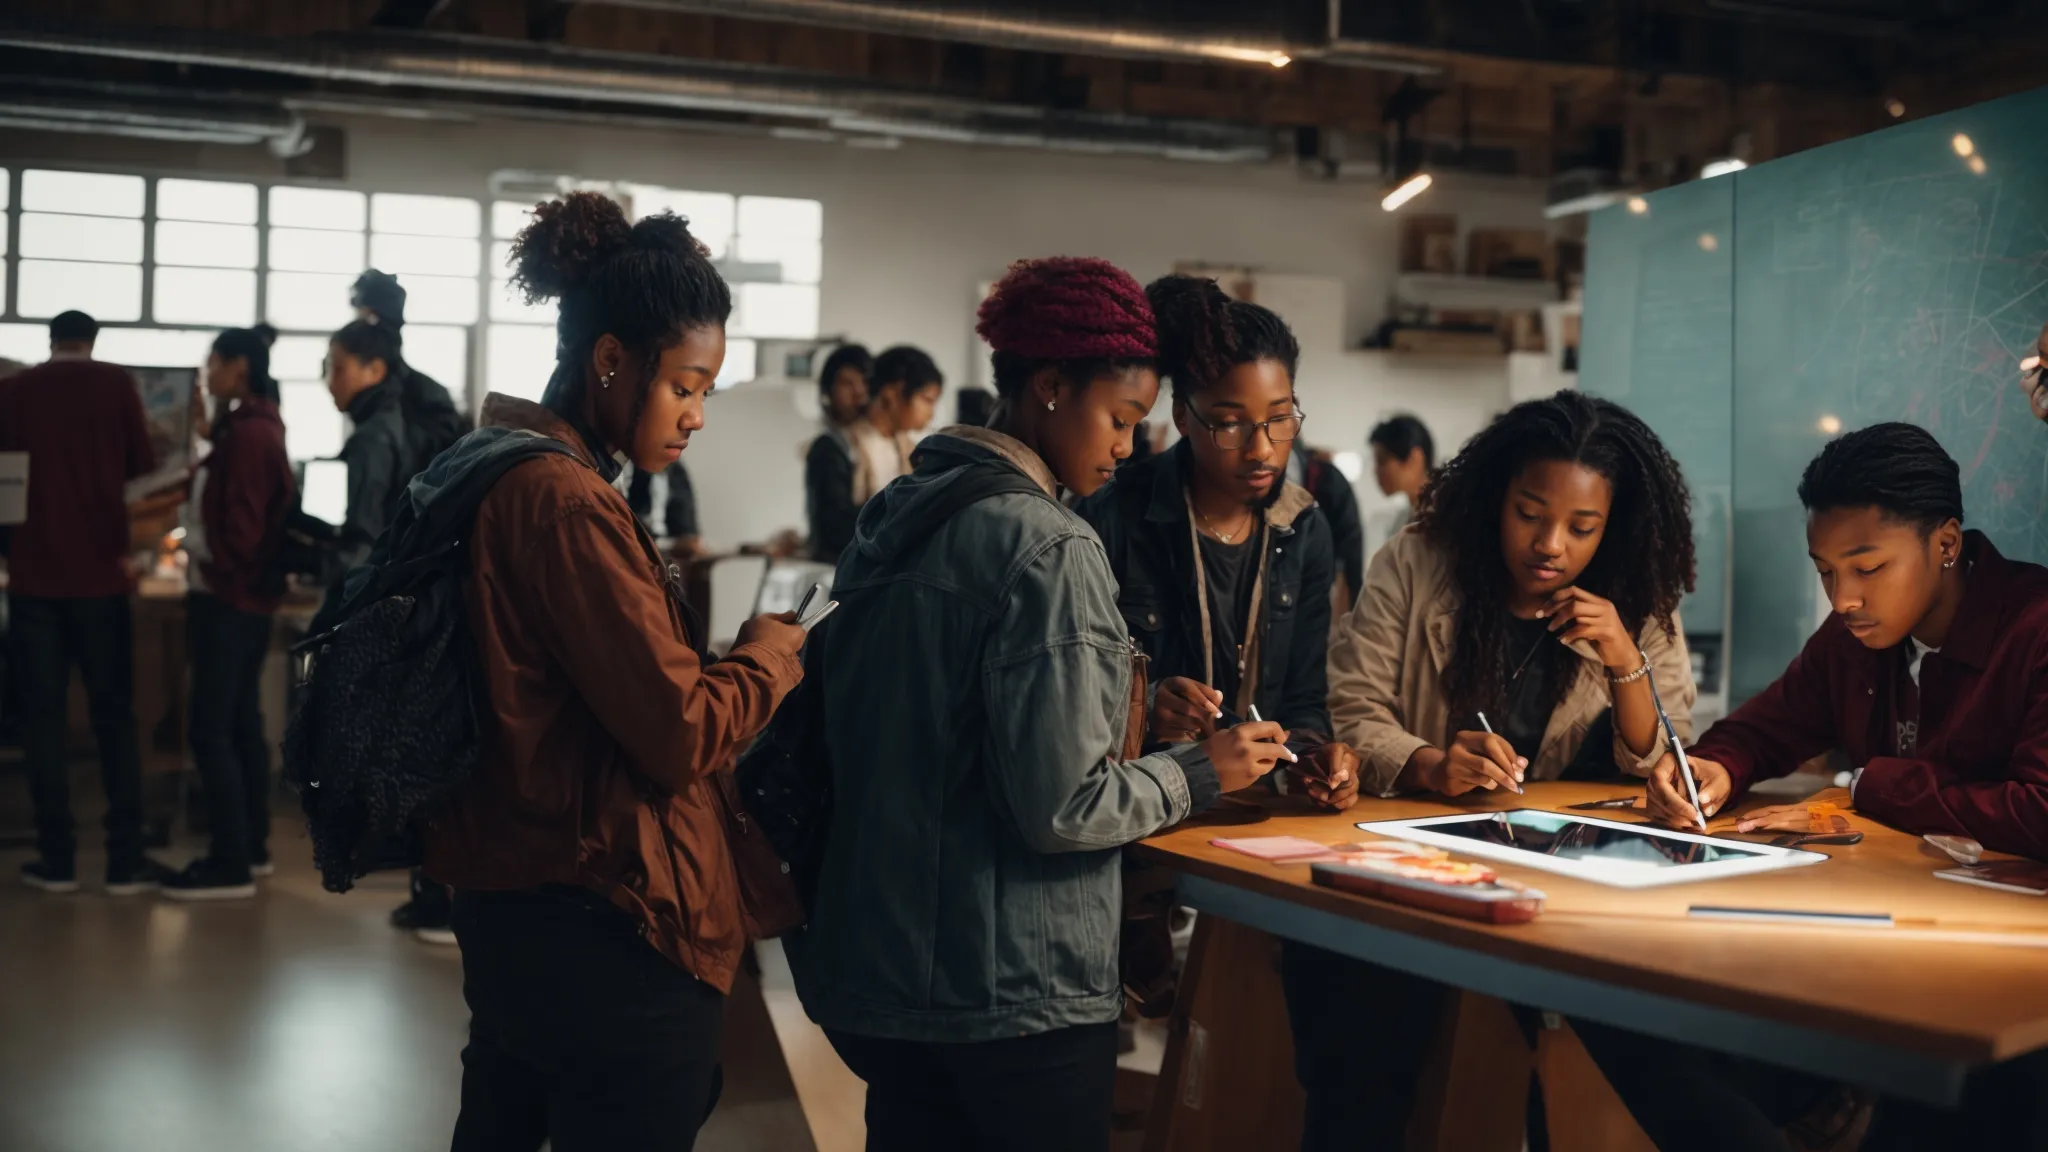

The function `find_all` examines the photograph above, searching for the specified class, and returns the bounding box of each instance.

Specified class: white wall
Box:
[8,112,1545,548]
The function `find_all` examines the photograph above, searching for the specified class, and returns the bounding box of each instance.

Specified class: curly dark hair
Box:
[1416,390,1696,722]
[507,190,730,413]
[1144,274,1299,400]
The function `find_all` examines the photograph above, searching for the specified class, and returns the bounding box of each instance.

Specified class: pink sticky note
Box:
[1211,835,1340,863]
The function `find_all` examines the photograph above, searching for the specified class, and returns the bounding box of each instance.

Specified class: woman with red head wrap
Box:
[787,257,1294,1151]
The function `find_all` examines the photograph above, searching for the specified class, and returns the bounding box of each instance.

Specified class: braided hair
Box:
[1797,422,1962,532]
[976,257,1156,399]
[507,190,730,417]
[1144,274,1299,400]
[1416,390,1696,723]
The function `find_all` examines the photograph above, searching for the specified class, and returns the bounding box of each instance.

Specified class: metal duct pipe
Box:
[0,83,309,149]
[602,0,1307,67]
[0,19,1274,162]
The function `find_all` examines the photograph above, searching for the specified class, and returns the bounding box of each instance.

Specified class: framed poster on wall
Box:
[124,365,199,502]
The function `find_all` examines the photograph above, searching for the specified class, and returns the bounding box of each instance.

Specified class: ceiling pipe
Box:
[0,82,310,150]
[0,19,1274,162]
[600,0,1443,74]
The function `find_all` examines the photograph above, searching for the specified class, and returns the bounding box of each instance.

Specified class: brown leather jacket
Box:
[423,394,803,992]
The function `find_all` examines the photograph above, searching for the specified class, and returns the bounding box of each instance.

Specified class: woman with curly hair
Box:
[790,257,1291,1152]
[420,191,808,1150]
[1295,390,1699,1151]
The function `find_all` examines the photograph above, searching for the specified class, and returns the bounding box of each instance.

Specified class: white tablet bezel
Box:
[1354,809,1829,890]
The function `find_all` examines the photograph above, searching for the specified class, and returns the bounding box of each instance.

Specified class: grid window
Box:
[486,324,556,403]
[735,282,820,340]
[403,325,469,394]
[372,193,480,238]
[0,323,42,364]
[271,335,330,381]
[93,328,215,371]
[737,231,822,285]
[737,196,822,242]
[153,267,257,327]
[267,271,358,331]
[21,214,143,264]
[156,220,259,269]
[269,186,368,232]
[368,233,480,278]
[22,170,145,218]
[157,179,258,225]
[492,200,536,240]
[396,274,480,326]
[630,188,734,259]
[268,228,367,273]
[18,260,142,321]
[717,338,758,391]
[282,382,346,460]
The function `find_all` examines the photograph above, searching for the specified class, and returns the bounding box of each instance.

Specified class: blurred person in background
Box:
[352,269,470,468]
[1291,446,1365,617]
[849,344,943,502]
[162,325,295,901]
[805,343,872,562]
[0,311,163,895]
[1369,414,1436,537]
[624,459,702,557]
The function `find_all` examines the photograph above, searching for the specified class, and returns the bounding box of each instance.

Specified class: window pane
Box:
[368,233,480,277]
[396,275,479,325]
[21,213,144,263]
[23,170,144,218]
[734,282,818,340]
[490,239,515,277]
[491,278,553,324]
[402,325,468,404]
[267,228,366,273]
[282,381,346,460]
[716,338,757,390]
[266,271,357,331]
[738,196,822,241]
[372,193,481,238]
[487,325,557,403]
[0,323,45,365]
[269,186,367,231]
[155,221,258,269]
[735,233,822,285]
[492,200,536,240]
[18,260,143,321]
[271,335,329,381]
[93,328,214,371]
[0,169,9,211]
[153,268,257,327]
[631,188,733,258]
[157,178,258,224]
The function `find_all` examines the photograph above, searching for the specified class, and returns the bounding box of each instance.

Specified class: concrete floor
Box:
[0,824,823,1152]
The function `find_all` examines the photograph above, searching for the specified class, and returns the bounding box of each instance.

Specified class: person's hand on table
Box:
[1151,677,1222,744]
[1205,721,1291,793]
[1640,751,1732,829]
[1732,786,1855,834]
[1539,586,1640,673]
[1303,743,1360,811]
[1401,731,1524,796]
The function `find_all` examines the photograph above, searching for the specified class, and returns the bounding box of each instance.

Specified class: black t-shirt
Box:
[1499,615,1556,763]
[1198,530,1260,705]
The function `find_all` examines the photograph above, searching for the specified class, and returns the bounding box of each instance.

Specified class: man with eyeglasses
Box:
[1074,275,1360,805]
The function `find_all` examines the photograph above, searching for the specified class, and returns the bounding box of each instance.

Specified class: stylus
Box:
[1643,665,1708,831]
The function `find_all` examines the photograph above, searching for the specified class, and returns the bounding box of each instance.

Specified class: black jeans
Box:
[1278,943,1453,1152]
[826,1020,1120,1152]
[449,886,726,1152]
[9,595,144,871]
[186,593,273,872]
[1574,1018,2048,1152]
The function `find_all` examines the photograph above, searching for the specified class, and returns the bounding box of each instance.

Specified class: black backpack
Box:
[283,432,577,893]
[736,459,1057,911]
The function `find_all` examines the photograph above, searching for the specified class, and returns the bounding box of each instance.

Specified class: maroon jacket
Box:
[0,356,154,599]
[1695,531,2048,859]
[197,397,295,615]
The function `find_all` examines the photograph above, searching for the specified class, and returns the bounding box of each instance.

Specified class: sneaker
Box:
[414,926,459,946]
[105,859,176,897]
[20,860,80,894]
[160,858,257,902]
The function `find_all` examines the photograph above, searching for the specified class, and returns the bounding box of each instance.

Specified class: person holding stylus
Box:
[1313,391,1700,1152]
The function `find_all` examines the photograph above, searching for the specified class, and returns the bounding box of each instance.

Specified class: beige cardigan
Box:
[1328,528,1696,796]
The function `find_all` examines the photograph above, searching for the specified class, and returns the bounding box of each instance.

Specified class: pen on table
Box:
[1474,712,1522,794]
[1247,706,1300,765]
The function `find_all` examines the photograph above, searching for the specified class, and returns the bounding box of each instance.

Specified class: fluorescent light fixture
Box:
[1380,172,1432,212]
[1268,53,1292,68]
[1952,134,1975,157]
[1701,158,1748,179]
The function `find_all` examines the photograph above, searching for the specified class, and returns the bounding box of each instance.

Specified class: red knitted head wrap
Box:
[975,257,1157,362]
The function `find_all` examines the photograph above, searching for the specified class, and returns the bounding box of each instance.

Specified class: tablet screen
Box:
[1418,810,1769,868]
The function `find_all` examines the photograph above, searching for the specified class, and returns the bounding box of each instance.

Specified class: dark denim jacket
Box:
[1074,440,1335,737]
[789,427,1219,1043]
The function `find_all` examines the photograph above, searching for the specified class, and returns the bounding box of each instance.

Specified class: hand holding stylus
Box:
[1641,751,1732,830]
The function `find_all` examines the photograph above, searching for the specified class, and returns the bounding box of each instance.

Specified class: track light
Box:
[1381,172,1433,212]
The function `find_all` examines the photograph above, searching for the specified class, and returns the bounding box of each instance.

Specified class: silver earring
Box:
[1943,557,1956,569]
[601,370,616,390]
[1047,400,1057,412]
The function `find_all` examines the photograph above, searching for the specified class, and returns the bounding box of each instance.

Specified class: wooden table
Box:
[1133,782,2048,1108]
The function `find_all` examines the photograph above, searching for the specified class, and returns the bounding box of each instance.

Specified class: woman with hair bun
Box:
[420,191,807,1151]
[791,257,1293,1151]
[162,324,295,901]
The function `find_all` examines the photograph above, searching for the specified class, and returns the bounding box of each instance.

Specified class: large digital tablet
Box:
[1353,809,1828,889]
